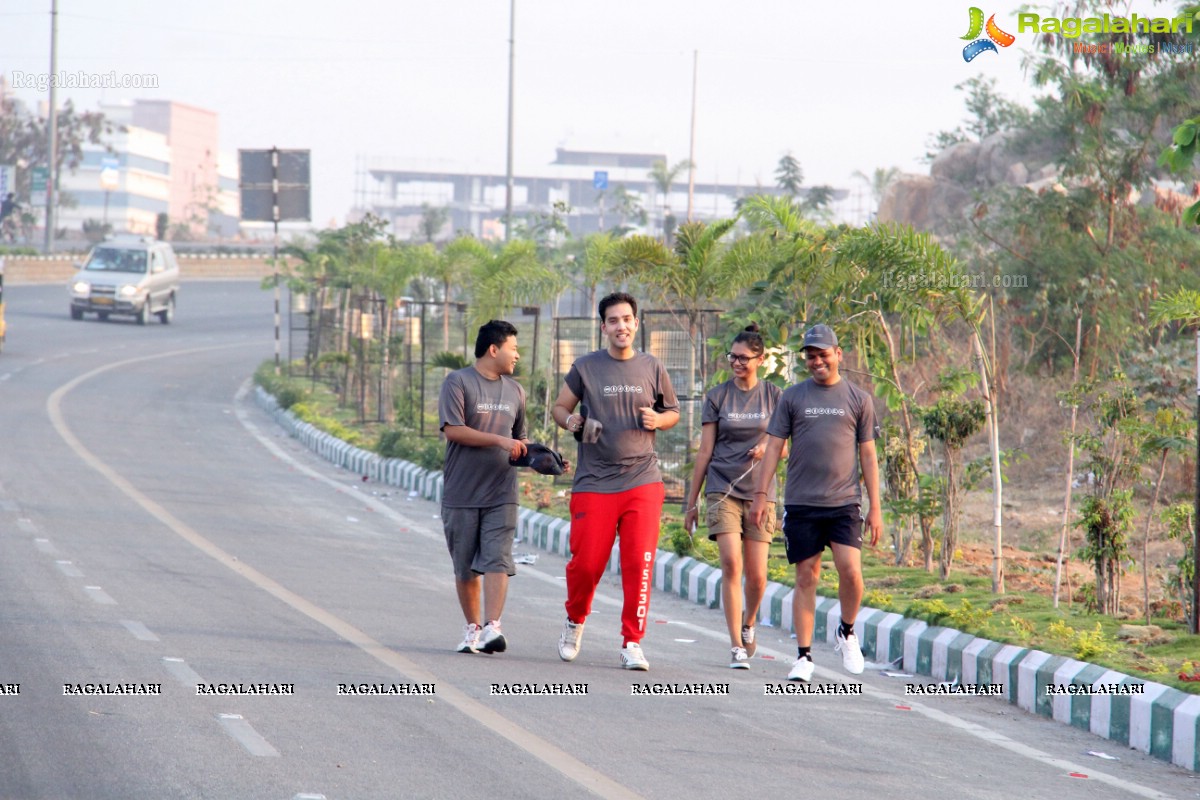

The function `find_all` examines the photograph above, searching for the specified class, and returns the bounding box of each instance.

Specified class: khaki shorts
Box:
[705,493,776,543]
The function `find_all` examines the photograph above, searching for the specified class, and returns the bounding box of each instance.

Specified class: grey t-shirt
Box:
[565,350,679,494]
[767,378,879,508]
[438,366,527,508]
[702,379,782,501]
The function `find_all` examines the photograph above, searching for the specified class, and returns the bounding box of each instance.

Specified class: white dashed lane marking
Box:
[120,620,159,642]
[55,560,84,578]
[82,586,116,605]
[217,714,280,758]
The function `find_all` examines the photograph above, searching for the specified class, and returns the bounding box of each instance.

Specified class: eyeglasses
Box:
[726,352,758,365]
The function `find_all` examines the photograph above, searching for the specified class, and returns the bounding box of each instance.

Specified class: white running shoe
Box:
[457,622,481,654]
[730,647,750,669]
[741,625,757,658]
[835,629,865,675]
[558,617,584,662]
[479,621,507,654]
[788,655,815,682]
[620,642,650,671]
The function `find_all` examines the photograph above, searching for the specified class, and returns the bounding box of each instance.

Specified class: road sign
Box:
[99,157,119,191]
[593,170,608,190]
[30,166,48,207]
[238,149,311,222]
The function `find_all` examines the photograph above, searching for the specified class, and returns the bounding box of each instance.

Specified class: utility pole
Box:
[43,0,59,253]
[504,0,515,242]
[686,50,697,223]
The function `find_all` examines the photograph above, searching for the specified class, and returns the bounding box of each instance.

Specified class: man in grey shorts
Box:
[439,320,528,655]
[750,324,882,682]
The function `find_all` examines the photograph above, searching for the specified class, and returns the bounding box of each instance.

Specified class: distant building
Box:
[355,148,846,240]
[57,99,239,240]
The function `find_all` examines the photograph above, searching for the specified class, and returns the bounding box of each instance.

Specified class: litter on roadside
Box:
[513,553,538,565]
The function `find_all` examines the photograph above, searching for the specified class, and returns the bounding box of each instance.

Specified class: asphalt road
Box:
[0,281,1197,800]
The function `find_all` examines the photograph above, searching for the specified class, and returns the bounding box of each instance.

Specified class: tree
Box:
[647,159,693,238]
[610,218,752,459]
[851,166,900,216]
[416,204,450,243]
[919,375,988,580]
[774,152,804,198]
[801,185,835,223]
[0,97,118,231]
[1073,371,1148,616]
[431,236,488,352]
[923,76,1032,161]
[357,239,431,423]
[607,184,648,235]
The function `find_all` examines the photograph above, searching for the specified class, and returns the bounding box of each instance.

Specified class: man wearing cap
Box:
[750,324,882,682]
[438,319,528,655]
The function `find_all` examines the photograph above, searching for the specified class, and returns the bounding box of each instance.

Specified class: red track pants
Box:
[564,482,665,645]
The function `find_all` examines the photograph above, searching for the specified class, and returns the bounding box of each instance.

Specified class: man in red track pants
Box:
[551,291,679,671]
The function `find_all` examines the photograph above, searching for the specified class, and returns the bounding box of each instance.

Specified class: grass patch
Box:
[255,360,1199,694]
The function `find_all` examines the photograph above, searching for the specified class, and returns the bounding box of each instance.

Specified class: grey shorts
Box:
[441,503,518,581]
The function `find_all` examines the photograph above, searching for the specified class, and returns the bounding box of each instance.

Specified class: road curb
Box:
[254,386,1199,772]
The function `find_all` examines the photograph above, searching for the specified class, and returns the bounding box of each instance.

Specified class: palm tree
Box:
[647,159,693,239]
[358,239,430,423]
[851,166,901,218]
[431,236,488,352]
[610,218,752,457]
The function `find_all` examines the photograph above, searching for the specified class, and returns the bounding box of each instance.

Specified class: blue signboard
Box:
[593,170,608,190]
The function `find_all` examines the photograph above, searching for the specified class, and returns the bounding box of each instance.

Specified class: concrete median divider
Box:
[254,384,1200,773]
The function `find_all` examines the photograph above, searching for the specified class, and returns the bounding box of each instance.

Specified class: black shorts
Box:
[782,504,863,564]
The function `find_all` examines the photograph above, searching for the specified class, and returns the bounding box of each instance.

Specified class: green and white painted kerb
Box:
[256,386,1200,772]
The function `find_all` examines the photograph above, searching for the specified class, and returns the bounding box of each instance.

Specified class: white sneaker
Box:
[620,642,650,671]
[835,629,865,675]
[741,625,757,658]
[479,621,507,654]
[730,647,750,669]
[558,617,584,662]
[788,655,814,682]
[456,622,481,654]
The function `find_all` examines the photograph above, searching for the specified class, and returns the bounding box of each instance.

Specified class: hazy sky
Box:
[2,0,1051,227]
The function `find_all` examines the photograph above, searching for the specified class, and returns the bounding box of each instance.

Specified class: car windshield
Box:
[85,247,148,274]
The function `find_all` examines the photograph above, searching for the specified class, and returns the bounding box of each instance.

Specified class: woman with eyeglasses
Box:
[683,323,783,669]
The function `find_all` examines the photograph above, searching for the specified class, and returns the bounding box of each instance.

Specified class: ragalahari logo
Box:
[962,7,1015,61]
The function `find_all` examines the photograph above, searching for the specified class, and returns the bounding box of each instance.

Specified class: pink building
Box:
[131,100,220,237]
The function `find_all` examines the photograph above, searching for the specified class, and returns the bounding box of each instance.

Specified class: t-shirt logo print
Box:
[962,7,1015,62]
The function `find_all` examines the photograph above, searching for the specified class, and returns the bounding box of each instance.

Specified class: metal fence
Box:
[550,309,725,504]
[286,288,724,503]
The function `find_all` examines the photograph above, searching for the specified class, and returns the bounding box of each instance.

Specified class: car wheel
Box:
[97,311,109,321]
[70,307,83,320]
[137,300,151,326]
[158,295,175,324]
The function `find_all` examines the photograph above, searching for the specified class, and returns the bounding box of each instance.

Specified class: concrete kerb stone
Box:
[252,385,1199,772]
